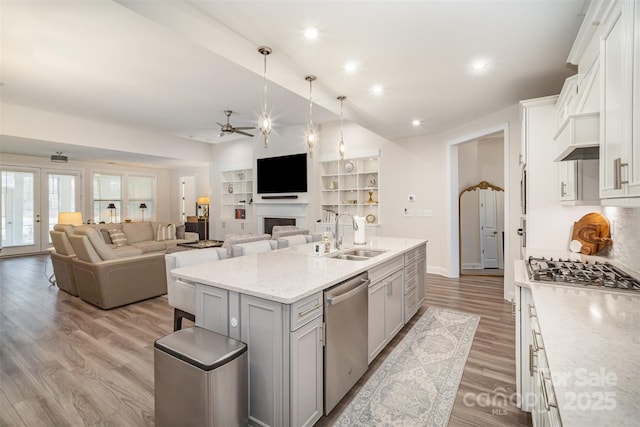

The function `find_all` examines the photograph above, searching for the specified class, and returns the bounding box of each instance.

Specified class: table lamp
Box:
[57,211,83,226]
[139,203,147,222]
[107,203,116,223]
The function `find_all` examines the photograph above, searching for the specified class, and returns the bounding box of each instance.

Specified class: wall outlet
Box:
[408,194,416,202]
[416,210,424,217]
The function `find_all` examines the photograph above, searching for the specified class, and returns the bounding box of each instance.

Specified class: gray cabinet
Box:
[404,244,426,322]
[368,266,404,364]
[290,316,323,427]
[197,289,323,427]
[240,295,286,427]
[195,283,229,335]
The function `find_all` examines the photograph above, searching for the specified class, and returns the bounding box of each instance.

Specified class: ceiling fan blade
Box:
[235,130,254,137]
[219,131,225,137]
[233,126,256,130]
[215,122,225,127]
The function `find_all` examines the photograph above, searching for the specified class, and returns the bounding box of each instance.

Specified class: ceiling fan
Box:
[217,110,255,137]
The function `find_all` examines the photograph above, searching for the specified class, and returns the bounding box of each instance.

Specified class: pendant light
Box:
[337,95,346,159]
[305,75,317,156]
[258,46,273,148]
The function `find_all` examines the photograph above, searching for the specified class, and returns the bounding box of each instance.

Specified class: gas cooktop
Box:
[526,256,640,292]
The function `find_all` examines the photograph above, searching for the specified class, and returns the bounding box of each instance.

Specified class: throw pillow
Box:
[176,224,186,239]
[108,229,127,247]
[156,223,177,241]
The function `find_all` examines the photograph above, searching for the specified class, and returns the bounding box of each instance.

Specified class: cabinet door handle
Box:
[540,373,557,411]
[531,329,543,351]
[528,304,537,318]
[529,344,537,376]
[298,303,322,317]
[614,157,629,190]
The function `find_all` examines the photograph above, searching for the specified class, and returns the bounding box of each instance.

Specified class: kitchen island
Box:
[171,236,427,427]
[514,259,640,427]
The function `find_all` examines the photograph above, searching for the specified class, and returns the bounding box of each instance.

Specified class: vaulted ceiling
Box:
[1,0,586,166]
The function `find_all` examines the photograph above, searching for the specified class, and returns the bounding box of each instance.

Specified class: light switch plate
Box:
[408,194,416,202]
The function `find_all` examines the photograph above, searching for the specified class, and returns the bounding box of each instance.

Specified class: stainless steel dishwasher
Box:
[324,272,369,415]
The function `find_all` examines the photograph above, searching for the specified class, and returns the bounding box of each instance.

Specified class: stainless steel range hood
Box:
[553,112,600,161]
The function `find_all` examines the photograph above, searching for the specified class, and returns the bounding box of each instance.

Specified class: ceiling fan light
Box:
[339,139,345,160]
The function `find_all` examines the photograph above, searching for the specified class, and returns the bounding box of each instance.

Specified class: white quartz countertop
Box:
[172,236,427,304]
[515,261,640,426]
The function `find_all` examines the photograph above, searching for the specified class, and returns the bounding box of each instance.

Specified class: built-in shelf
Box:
[221,168,253,220]
[320,151,380,225]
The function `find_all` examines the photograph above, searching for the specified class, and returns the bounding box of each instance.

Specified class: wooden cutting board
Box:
[571,212,612,255]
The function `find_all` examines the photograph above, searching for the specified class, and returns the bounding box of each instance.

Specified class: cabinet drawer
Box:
[404,287,418,323]
[290,292,323,331]
[369,255,403,283]
[405,262,417,277]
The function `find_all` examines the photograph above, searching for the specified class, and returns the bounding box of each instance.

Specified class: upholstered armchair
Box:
[49,224,79,295]
[165,247,227,330]
[68,226,167,309]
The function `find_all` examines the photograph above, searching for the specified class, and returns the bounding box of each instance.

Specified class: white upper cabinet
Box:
[600,0,639,202]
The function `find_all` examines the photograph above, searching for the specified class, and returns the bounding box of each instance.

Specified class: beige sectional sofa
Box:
[51,221,198,309]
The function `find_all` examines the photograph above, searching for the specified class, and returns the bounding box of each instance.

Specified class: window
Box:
[128,176,154,222]
[93,173,121,223]
[180,175,196,223]
[48,173,78,235]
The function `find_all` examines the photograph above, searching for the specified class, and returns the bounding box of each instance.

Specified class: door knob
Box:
[517,228,524,236]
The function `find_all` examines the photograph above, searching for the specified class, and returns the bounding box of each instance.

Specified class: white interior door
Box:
[479,189,499,269]
[1,167,41,256]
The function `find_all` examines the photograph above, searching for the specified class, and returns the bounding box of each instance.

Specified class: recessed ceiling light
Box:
[304,26,319,39]
[371,85,384,95]
[412,119,421,127]
[471,60,488,70]
[344,61,358,74]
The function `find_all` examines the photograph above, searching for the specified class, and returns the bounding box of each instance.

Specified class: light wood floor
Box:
[0,255,530,426]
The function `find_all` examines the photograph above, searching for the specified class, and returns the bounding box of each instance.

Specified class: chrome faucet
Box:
[334,213,358,250]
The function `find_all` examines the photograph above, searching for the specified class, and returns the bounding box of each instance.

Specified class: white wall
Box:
[1,103,212,163]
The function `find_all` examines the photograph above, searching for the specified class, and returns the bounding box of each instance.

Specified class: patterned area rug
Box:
[333,306,480,427]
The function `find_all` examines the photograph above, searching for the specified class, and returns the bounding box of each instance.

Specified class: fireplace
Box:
[264,217,296,235]
[255,202,308,234]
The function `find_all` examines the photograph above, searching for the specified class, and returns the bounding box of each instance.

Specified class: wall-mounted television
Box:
[257,153,307,194]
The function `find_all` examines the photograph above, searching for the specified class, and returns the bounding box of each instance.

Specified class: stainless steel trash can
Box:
[154,326,248,427]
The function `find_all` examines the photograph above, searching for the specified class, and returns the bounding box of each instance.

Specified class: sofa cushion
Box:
[156,224,176,241]
[72,226,120,261]
[108,229,128,247]
[132,240,166,253]
[122,222,154,244]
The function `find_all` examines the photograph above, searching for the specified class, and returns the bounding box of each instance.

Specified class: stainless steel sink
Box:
[330,248,387,261]
[334,254,369,261]
[342,249,387,258]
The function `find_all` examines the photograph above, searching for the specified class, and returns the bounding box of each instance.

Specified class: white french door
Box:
[1,166,81,256]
